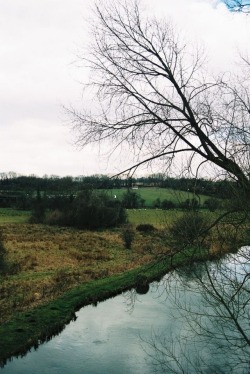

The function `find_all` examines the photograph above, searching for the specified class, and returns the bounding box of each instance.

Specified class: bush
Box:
[170,211,210,248]
[161,199,176,210]
[152,198,161,208]
[121,224,135,249]
[72,191,127,229]
[29,191,46,223]
[136,224,156,233]
[40,190,127,230]
[179,198,199,211]
[122,190,145,208]
[203,198,220,212]
[44,209,67,226]
[0,230,7,274]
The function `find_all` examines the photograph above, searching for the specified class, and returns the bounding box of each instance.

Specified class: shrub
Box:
[152,198,161,208]
[170,211,210,248]
[45,209,71,226]
[161,199,176,210]
[72,191,127,229]
[40,190,127,230]
[29,191,46,223]
[0,230,7,274]
[203,198,220,212]
[179,198,199,211]
[121,224,135,249]
[136,224,156,233]
[122,190,145,208]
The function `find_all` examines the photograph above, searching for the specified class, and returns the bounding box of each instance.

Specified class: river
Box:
[1,248,249,373]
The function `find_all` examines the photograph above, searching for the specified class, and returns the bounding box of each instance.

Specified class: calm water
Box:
[1,249,249,373]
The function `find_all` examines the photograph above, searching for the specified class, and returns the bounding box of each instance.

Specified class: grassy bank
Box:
[0,244,216,366]
[0,208,169,365]
[0,222,166,324]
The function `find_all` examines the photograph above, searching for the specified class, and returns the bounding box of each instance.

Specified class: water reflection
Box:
[141,247,250,373]
[1,248,249,373]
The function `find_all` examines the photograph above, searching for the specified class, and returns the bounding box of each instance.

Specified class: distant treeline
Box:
[0,173,235,197]
[0,173,237,211]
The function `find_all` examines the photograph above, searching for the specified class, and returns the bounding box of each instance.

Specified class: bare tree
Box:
[71,0,250,200]
[69,5,250,371]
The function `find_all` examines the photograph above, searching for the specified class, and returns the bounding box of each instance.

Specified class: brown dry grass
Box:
[0,223,167,324]
[1,216,247,325]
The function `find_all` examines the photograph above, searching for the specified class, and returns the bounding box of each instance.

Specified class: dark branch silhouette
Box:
[70,0,250,201]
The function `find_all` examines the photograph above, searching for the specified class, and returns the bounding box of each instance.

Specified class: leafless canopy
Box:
[71,0,250,195]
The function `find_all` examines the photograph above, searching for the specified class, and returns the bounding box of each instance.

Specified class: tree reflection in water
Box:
[141,248,250,373]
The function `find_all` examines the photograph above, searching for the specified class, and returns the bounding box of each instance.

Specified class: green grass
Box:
[0,208,29,224]
[0,206,215,228]
[107,187,209,207]
[127,209,182,227]
[127,208,220,228]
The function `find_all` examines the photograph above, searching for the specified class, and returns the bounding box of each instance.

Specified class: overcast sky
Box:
[0,0,249,177]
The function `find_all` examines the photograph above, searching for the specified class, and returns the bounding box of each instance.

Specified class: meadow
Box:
[127,208,183,226]
[0,208,170,326]
[0,208,30,224]
[0,201,227,326]
[106,187,209,206]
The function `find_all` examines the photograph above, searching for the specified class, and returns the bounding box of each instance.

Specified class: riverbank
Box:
[0,244,221,366]
[0,223,164,324]
[0,220,167,365]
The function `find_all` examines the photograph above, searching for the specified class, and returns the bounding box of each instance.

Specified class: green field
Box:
[0,207,172,226]
[0,208,29,224]
[127,209,182,227]
[0,205,214,228]
[0,207,208,227]
[0,187,212,226]
[127,208,219,227]
[106,187,209,207]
